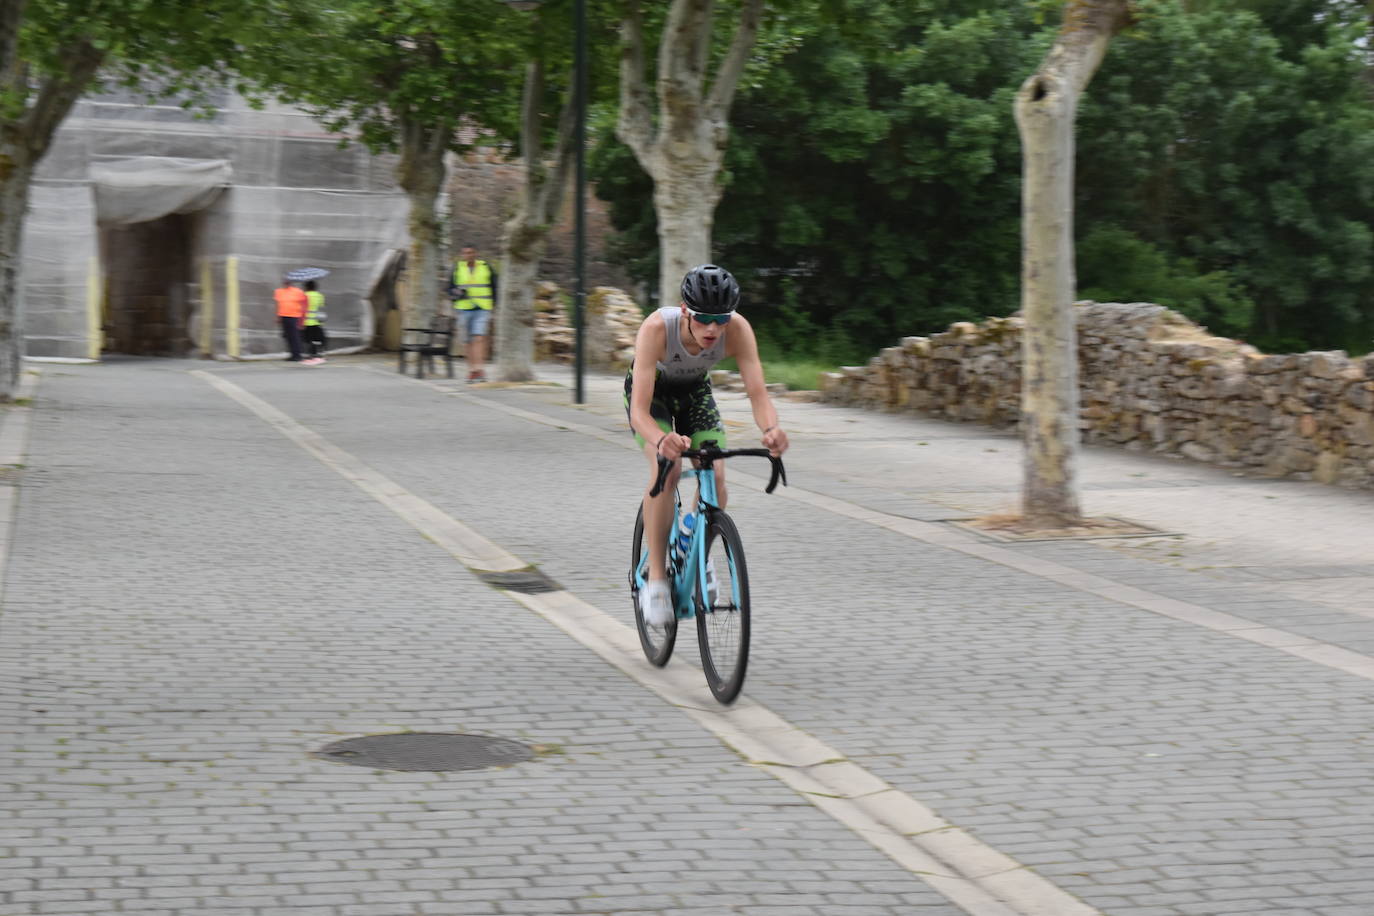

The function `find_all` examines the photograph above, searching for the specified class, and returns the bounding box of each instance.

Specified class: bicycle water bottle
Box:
[676,512,695,559]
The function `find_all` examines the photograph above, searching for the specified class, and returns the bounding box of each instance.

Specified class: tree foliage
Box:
[235,1,524,154]
[595,0,1045,359]
[593,0,1374,359]
[1076,0,1374,352]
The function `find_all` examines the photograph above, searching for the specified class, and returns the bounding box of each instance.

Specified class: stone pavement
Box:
[1,353,1373,916]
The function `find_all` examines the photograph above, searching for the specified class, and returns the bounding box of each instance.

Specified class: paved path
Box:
[1,354,1373,916]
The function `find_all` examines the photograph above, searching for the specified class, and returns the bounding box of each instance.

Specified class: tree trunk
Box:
[0,17,102,398]
[494,57,576,382]
[0,155,34,397]
[1014,0,1129,529]
[615,0,763,307]
[652,158,717,307]
[396,115,451,333]
[493,244,541,380]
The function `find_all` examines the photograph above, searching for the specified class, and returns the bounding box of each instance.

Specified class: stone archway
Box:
[91,157,230,357]
[99,213,194,356]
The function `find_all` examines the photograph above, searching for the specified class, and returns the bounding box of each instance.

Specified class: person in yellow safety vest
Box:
[449,244,498,382]
[302,280,328,365]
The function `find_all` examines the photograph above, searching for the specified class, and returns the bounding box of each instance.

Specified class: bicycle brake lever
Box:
[649,455,673,497]
[765,456,787,494]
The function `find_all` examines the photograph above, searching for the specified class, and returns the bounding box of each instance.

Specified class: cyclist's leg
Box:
[683,378,728,508]
[625,376,680,581]
[641,439,678,580]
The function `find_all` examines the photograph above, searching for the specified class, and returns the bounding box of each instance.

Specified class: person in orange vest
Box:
[448,245,498,382]
[274,277,308,362]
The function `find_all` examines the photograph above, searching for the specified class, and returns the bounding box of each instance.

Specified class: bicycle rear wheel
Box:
[696,511,750,704]
[630,503,677,666]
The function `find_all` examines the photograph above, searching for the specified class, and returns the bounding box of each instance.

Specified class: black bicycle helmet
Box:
[680,264,741,314]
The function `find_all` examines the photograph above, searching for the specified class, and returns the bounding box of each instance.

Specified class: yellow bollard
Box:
[199,259,214,357]
[226,256,240,358]
[85,257,102,360]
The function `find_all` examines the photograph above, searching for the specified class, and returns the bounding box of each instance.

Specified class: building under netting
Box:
[23,88,410,361]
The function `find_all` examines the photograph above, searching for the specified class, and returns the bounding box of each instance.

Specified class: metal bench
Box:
[397,314,455,379]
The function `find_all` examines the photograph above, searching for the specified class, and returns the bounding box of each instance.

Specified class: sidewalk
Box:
[2,354,1373,916]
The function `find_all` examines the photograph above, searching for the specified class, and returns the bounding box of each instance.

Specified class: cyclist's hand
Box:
[763,426,789,456]
[657,432,691,460]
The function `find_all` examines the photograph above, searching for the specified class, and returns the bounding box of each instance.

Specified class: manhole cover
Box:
[480,569,561,593]
[313,733,534,772]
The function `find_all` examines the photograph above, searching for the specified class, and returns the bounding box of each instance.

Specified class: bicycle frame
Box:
[631,468,710,619]
[634,446,785,620]
[676,467,733,618]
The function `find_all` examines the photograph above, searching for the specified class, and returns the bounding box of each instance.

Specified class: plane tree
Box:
[236,0,526,330]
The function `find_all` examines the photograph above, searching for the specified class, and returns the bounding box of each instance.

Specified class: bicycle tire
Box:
[696,511,750,704]
[630,503,677,666]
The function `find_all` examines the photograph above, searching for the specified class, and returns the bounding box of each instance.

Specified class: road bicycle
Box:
[629,445,786,704]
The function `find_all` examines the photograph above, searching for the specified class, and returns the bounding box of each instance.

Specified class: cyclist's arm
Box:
[727,315,789,455]
[629,314,688,457]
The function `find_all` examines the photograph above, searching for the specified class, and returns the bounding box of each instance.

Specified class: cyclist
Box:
[625,264,789,628]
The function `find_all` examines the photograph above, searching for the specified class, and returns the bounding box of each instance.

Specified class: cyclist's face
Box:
[681,303,725,348]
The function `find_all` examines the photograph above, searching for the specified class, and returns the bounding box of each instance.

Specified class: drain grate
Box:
[480,569,561,593]
[313,733,534,772]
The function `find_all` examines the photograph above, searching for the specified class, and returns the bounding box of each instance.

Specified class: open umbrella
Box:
[285,267,329,282]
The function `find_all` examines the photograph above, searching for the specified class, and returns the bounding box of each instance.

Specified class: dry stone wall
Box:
[818,302,1374,489]
[533,283,643,371]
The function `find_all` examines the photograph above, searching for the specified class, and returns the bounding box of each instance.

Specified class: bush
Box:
[1076,225,1255,337]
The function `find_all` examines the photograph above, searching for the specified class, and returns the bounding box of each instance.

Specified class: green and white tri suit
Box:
[624,306,728,450]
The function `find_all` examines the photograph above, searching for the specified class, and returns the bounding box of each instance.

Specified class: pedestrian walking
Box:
[274,277,308,362]
[302,280,328,365]
[449,245,497,382]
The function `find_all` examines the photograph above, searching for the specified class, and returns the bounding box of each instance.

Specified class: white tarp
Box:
[90,156,232,225]
[25,94,409,359]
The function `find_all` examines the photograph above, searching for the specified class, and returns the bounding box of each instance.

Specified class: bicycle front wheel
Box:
[696,511,750,704]
[631,503,677,666]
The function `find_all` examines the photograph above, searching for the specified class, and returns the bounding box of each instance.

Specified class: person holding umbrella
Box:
[302,279,328,365]
[274,274,309,362]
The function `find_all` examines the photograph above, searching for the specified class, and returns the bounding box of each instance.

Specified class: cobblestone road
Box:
[2,355,1373,916]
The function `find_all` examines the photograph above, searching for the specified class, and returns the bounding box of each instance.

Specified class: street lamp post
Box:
[501,0,587,404]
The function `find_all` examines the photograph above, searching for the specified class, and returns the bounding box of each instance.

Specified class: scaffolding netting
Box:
[24,89,409,359]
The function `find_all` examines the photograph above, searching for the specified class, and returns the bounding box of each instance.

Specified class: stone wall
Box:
[818,302,1374,488]
[533,283,643,371]
[446,153,633,295]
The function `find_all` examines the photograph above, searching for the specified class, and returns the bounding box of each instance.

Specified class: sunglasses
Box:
[686,308,733,326]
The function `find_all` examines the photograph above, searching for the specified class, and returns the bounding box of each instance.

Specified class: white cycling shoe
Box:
[642,579,674,628]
